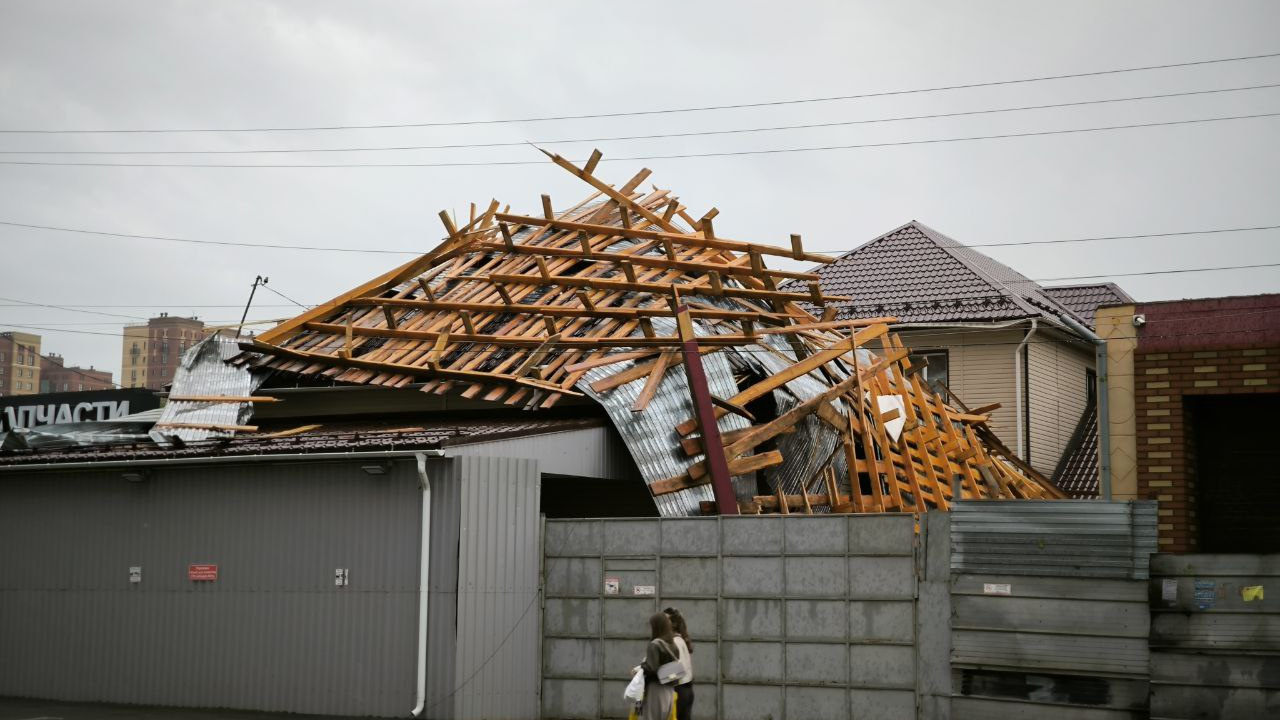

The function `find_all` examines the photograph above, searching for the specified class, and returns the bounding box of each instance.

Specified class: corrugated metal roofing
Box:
[801,221,1091,327]
[0,416,608,466]
[150,335,265,445]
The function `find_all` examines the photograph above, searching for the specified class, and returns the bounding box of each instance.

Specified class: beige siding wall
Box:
[898,328,1023,442]
[1026,331,1096,477]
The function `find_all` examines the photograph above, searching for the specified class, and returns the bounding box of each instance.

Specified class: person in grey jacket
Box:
[639,612,679,720]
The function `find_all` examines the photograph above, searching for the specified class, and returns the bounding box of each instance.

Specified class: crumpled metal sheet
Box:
[1,408,162,451]
[150,335,267,446]
[579,302,891,517]
[577,316,751,517]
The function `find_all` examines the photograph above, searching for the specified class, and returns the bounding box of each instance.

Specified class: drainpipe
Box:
[1057,314,1112,501]
[410,450,444,718]
[1013,319,1038,461]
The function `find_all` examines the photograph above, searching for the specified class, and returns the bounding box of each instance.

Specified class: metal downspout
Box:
[410,451,440,718]
[1057,314,1113,500]
[1014,319,1038,461]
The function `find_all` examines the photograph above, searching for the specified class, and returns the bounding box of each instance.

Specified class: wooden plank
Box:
[168,395,281,404]
[494,212,837,264]
[631,350,673,412]
[154,422,258,432]
[650,450,783,496]
[486,271,849,305]
[471,240,820,281]
[674,323,890,436]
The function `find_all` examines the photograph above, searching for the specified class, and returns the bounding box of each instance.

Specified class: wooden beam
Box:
[494,213,837,264]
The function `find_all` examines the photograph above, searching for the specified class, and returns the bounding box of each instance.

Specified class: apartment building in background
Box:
[40,353,114,393]
[120,314,210,390]
[0,331,43,396]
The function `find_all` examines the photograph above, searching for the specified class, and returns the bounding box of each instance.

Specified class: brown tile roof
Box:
[0,416,607,467]
[803,221,1089,326]
[1041,283,1134,329]
[1051,401,1098,498]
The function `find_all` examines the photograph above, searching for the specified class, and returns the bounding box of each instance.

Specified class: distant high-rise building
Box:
[0,331,43,396]
[120,314,210,390]
[40,353,114,393]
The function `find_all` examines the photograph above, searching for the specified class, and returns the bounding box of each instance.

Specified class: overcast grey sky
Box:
[1,0,1277,380]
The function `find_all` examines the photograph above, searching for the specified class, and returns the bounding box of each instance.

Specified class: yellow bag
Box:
[628,690,678,720]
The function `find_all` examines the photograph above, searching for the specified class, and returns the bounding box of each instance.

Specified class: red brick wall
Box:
[1134,346,1279,551]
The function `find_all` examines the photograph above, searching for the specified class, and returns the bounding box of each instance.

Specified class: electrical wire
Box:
[259,283,310,309]
[1034,262,1280,282]
[3,112,1275,168]
[4,219,1277,257]
[0,296,147,321]
[3,322,1274,349]
[2,51,1277,133]
[5,83,1276,155]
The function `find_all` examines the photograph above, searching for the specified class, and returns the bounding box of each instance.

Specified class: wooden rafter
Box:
[243,148,1067,515]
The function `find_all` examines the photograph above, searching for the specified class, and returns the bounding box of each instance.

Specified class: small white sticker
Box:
[1161,578,1178,603]
[634,585,656,596]
[129,566,142,584]
[982,583,1012,596]
[604,577,620,595]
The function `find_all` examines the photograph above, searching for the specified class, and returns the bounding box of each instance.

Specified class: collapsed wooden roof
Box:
[242,149,1065,514]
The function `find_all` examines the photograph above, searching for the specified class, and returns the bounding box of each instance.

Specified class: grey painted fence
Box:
[1148,553,1280,719]
[541,514,925,720]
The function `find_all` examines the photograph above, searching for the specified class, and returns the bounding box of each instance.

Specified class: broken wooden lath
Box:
[243,149,1065,513]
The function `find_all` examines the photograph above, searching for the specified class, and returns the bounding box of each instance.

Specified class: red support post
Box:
[675,303,739,515]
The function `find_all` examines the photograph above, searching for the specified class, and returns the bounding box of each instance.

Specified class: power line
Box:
[1,218,1275,256]
[3,112,1275,168]
[2,51,1277,134]
[260,283,309,309]
[5,83,1276,155]
[0,296,147,321]
[0,220,415,254]
[4,322,1272,349]
[1033,262,1280,282]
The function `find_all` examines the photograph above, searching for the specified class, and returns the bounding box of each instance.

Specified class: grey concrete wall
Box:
[1149,553,1280,719]
[541,514,920,720]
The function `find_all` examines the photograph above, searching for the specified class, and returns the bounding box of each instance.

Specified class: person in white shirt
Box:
[664,607,695,720]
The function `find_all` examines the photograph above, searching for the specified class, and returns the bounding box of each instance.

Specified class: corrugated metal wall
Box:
[1027,338,1093,478]
[949,500,1158,719]
[0,452,544,719]
[425,457,463,720]
[1149,553,1280,719]
[0,459,424,717]
[451,456,542,720]
[541,515,922,720]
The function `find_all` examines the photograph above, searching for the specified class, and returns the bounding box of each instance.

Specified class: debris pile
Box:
[240,150,1065,514]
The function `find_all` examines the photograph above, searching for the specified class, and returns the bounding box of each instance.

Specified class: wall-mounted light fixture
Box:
[360,462,390,476]
[122,470,148,483]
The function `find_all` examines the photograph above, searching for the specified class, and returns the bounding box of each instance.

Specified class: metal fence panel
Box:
[951,500,1158,579]
[1148,553,1280,720]
[949,501,1156,719]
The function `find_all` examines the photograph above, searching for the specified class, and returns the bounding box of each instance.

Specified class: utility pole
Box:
[236,275,268,339]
